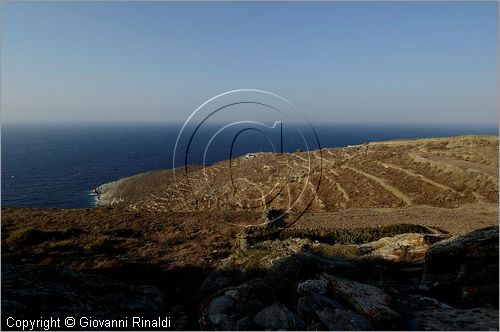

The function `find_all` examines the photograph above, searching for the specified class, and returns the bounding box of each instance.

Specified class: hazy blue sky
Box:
[1,1,498,124]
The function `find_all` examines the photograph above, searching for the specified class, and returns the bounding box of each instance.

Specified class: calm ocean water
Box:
[2,122,497,209]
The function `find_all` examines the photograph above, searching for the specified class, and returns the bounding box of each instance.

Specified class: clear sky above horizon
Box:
[1,1,498,125]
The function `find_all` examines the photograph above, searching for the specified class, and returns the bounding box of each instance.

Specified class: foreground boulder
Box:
[316,307,374,331]
[200,226,499,330]
[253,302,303,329]
[421,226,499,307]
[395,294,499,331]
[320,273,401,328]
[1,263,166,324]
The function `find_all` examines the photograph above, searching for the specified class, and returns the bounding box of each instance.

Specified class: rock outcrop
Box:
[357,232,448,262]
[1,263,167,321]
[421,225,499,307]
[395,295,499,331]
[319,274,401,327]
[200,226,499,330]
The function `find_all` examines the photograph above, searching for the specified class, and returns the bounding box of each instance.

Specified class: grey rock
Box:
[409,308,499,331]
[396,294,499,331]
[253,302,303,329]
[336,309,374,330]
[316,307,374,331]
[208,295,236,325]
[235,316,252,330]
[200,271,234,296]
[297,278,328,295]
[297,295,323,314]
[306,317,328,331]
[210,313,230,326]
[421,226,499,307]
[310,292,345,310]
[314,307,341,330]
[320,273,400,327]
[297,291,345,316]
[1,263,166,319]
[225,289,240,300]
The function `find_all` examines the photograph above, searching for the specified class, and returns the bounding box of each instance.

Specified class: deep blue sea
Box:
[2,123,497,209]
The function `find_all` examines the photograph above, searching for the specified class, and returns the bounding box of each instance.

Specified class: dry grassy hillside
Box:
[96,135,498,214]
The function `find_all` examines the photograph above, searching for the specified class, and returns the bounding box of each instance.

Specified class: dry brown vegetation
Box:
[97,135,498,212]
[94,135,498,235]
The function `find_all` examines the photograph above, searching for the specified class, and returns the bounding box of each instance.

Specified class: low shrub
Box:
[48,239,75,251]
[6,227,52,246]
[83,237,115,255]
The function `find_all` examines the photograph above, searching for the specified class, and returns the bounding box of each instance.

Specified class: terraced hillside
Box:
[96,135,498,215]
